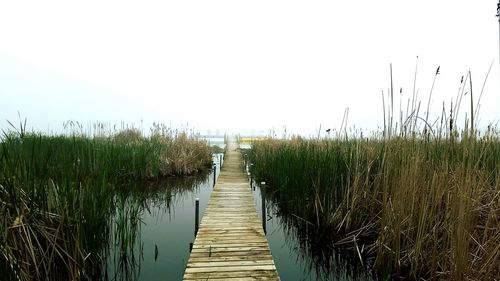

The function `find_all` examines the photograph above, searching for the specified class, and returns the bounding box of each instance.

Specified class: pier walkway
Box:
[182,141,280,280]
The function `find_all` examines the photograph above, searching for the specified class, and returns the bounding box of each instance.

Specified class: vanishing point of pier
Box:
[182,141,280,280]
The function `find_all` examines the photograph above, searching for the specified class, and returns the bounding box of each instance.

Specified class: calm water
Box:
[105,154,223,281]
[250,182,376,281]
[104,153,375,281]
[201,136,226,150]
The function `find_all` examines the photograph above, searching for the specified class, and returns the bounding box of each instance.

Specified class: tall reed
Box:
[250,134,500,279]
[0,122,212,280]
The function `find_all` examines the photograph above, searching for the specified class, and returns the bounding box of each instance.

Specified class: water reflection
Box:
[104,153,223,281]
[108,193,143,281]
[252,183,376,281]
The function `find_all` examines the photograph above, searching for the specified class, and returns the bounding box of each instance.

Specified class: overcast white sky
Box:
[1,1,499,136]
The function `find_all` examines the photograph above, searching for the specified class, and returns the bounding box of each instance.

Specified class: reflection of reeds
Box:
[250,134,500,280]
[0,122,212,280]
[265,190,375,280]
[109,194,143,281]
[106,174,210,280]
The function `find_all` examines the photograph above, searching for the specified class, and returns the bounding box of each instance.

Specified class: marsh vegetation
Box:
[247,66,500,280]
[249,131,500,280]
[0,122,213,280]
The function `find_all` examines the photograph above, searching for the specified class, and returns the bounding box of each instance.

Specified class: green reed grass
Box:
[250,134,500,280]
[0,123,212,280]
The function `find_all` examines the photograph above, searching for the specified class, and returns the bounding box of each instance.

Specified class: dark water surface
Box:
[105,154,223,281]
[250,183,376,281]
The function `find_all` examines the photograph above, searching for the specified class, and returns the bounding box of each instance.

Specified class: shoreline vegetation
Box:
[247,66,499,280]
[0,121,214,280]
[249,131,500,280]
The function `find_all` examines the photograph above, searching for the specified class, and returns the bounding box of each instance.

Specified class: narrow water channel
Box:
[250,181,377,281]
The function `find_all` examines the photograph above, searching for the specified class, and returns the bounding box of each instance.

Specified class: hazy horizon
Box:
[2,1,500,137]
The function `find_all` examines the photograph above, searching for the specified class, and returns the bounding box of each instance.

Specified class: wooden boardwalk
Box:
[183,141,280,280]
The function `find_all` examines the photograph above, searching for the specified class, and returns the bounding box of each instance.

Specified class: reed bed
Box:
[250,134,500,280]
[0,122,212,280]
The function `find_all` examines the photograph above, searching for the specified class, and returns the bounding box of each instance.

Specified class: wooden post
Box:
[261,187,266,234]
[213,164,217,188]
[195,198,200,236]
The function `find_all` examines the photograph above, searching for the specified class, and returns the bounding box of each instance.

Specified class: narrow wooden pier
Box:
[183,141,280,280]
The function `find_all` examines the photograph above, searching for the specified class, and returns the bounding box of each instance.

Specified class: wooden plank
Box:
[194,236,267,241]
[184,265,277,273]
[191,246,271,254]
[184,277,277,281]
[196,229,264,234]
[188,250,272,258]
[184,270,278,279]
[186,260,275,268]
[189,242,270,249]
[182,140,279,280]
[187,255,273,262]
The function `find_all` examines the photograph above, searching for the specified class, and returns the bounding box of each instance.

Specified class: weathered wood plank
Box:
[184,264,277,273]
[188,250,272,258]
[187,260,275,268]
[184,270,278,279]
[195,229,264,235]
[191,246,271,254]
[194,236,268,241]
[187,255,273,263]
